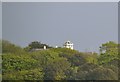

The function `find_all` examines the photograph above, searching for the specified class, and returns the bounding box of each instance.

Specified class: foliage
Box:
[3,68,44,80]
[76,63,98,80]
[26,41,52,51]
[98,41,119,64]
[86,66,118,80]
[2,40,119,80]
[2,53,38,73]
[44,57,71,80]
[30,50,60,68]
[2,40,25,54]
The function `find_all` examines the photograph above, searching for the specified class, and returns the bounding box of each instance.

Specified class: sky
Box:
[2,2,118,53]
[119,2,120,44]
[1,0,119,2]
[0,1,1,39]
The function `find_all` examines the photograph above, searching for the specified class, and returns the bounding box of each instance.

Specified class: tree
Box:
[86,66,118,80]
[97,41,119,80]
[3,68,44,80]
[25,41,52,51]
[2,53,38,73]
[2,53,44,80]
[99,41,119,64]
[2,40,24,54]
[44,58,71,80]
[76,63,98,80]
[2,40,119,80]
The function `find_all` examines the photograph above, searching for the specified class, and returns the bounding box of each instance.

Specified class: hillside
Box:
[1,40,119,80]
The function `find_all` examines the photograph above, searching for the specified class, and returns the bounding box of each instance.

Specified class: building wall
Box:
[63,41,73,50]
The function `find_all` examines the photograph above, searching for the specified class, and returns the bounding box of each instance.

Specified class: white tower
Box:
[63,41,73,50]
[43,46,46,50]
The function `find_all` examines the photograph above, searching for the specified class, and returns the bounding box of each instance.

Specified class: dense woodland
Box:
[1,40,120,80]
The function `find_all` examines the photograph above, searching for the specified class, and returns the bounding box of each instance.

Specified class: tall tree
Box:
[25,41,52,51]
[99,41,119,64]
[2,40,23,54]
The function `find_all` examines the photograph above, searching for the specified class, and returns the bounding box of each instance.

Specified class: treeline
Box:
[1,40,119,80]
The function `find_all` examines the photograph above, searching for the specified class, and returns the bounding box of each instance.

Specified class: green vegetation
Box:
[2,40,119,80]
[24,41,52,51]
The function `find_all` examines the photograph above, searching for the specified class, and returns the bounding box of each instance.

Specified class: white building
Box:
[63,41,74,50]
[31,45,47,52]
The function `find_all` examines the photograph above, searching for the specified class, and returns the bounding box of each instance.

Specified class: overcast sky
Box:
[0,2,1,39]
[2,2,118,53]
[1,0,119,2]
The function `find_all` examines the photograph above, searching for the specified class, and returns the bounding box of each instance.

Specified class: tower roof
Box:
[64,41,73,45]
